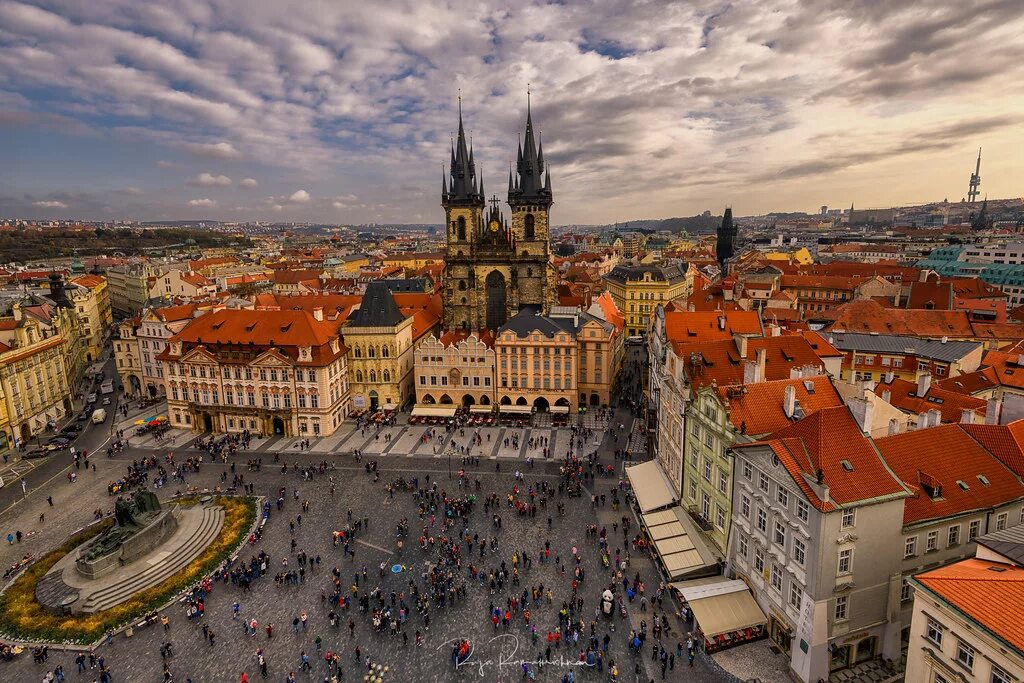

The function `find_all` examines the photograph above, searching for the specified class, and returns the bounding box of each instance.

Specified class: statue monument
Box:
[34,493,226,615]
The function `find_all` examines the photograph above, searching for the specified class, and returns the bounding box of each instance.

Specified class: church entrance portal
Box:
[486,270,507,330]
[272,417,285,435]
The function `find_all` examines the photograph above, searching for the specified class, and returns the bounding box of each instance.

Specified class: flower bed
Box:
[0,496,256,645]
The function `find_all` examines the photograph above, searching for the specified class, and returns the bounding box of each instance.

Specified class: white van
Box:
[91,408,107,424]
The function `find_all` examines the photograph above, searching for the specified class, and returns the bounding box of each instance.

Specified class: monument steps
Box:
[78,504,225,613]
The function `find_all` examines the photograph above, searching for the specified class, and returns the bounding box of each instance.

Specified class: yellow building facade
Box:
[603,262,694,337]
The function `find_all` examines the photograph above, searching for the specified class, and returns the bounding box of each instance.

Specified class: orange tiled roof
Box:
[664,310,762,344]
[714,375,842,437]
[935,366,1000,396]
[438,329,496,349]
[71,274,105,288]
[960,421,1024,477]
[735,406,908,510]
[915,558,1024,654]
[169,308,343,349]
[780,274,859,290]
[800,331,844,357]
[875,424,1024,524]
[272,269,325,285]
[189,256,237,270]
[673,335,829,389]
[979,350,1024,390]
[153,304,200,323]
[825,299,974,337]
[181,272,213,287]
[971,322,1024,342]
[874,377,988,424]
[594,291,624,332]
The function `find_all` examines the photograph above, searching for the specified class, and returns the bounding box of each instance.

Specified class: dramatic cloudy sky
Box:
[1,0,1023,225]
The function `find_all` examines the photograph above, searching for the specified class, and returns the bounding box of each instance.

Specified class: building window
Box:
[743,461,752,480]
[926,530,938,552]
[797,500,809,522]
[689,449,699,468]
[757,508,767,533]
[738,534,748,559]
[777,488,789,508]
[718,472,728,494]
[774,521,786,546]
[759,473,769,493]
[310,394,318,408]
[770,564,782,591]
[793,538,805,566]
[703,458,712,481]
[740,495,751,518]
[838,548,852,575]
[841,509,856,528]
[996,512,1008,531]
[789,583,801,611]
[834,595,848,621]
[754,548,764,573]
[905,536,917,558]
[716,505,726,529]
[955,640,975,671]
[901,580,912,603]
[948,525,960,546]
[969,520,980,540]
[688,479,698,500]
[991,666,1011,683]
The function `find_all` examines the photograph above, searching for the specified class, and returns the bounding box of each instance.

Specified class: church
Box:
[441,100,557,331]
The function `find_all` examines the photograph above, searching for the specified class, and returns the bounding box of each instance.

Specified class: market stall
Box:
[671,578,767,653]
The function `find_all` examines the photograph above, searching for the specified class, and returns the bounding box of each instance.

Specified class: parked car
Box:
[23,448,50,459]
[60,424,81,436]
[101,397,111,406]
[77,410,90,422]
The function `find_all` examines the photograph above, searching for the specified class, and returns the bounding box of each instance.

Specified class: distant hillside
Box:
[571,214,722,234]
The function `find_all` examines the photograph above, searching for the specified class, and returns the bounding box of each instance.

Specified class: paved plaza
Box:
[0,350,747,682]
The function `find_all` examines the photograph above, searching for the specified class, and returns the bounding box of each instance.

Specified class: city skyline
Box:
[1,0,1023,224]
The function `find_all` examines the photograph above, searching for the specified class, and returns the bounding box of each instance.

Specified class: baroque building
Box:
[442,100,556,331]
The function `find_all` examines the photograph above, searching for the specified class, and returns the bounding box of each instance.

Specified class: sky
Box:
[1,0,1023,225]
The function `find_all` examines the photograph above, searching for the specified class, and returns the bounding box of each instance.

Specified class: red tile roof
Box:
[594,291,624,332]
[914,558,1024,653]
[735,406,908,510]
[70,274,105,288]
[673,335,829,389]
[961,421,1024,477]
[825,299,975,337]
[714,375,843,437]
[979,350,1024,390]
[438,329,496,349]
[664,310,762,344]
[168,308,344,352]
[935,366,1000,396]
[875,424,1024,524]
[874,377,988,424]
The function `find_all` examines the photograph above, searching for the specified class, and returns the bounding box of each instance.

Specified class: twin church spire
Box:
[442,92,552,209]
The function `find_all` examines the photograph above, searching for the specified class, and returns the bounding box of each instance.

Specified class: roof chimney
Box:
[783,384,797,418]
[734,334,748,359]
[917,413,929,430]
[755,347,766,382]
[928,408,941,427]
[985,396,1002,425]
[718,315,726,331]
[884,370,894,384]
[888,418,901,436]
[848,396,874,435]
[960,408,976,425]
[916,370,931,398]
[312,306,324,322]
[881,389,891,404]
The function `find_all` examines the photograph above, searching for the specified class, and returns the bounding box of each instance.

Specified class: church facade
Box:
[441,102,557,331]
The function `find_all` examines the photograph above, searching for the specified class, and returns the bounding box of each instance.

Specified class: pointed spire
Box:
[544,166,551,192]
[508,162,514,193]
[537,132,545,172]
[510,87,551,205]
[478,168,484,199]
[445,90,481,206]
[442,163,447,198]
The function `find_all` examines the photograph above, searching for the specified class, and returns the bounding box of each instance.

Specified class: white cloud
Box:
[271,204,284,211]
[180,142,240,159]
[240,177,258,187]
[289,189,310,202]
[2,1,1024,221]
[194,172,232,186]
[33,200,68,208]
[332,201,347,209]
[188,198,216,207]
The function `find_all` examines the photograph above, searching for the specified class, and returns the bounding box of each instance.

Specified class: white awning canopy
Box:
[469,405,493,414]
[411,405,458,418]
[625,460,678,513]
[671,578,767,638]
[499,405,532,415]
[550,405,570,414]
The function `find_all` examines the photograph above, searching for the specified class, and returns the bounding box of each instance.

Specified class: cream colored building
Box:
[0,303,74,446]
[160,308,350,436]
[69,274,113,363]
[603,262,694,337]
[107,263,157,316]
[114,318,143,397]
[415,332,496,406]
[495,310,579,413]
[148,268,217,300]
[345,282,437,411]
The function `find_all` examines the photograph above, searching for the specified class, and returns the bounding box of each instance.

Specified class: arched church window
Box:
[461,297,467,304]
[369,370,376,382]
[524,214,535,240]
[457,216,466,241]
[354,347,361,358]
[355,370,363,382]
[382,346,389,358]
[383,370,391,382]
[458,280,467,291]
[368,346,376,358]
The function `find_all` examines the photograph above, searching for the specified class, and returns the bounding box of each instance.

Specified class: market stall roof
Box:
[625,460,678,513]
[411,405,458,418]
[381,403,396,411]
[469,405,493,414]
[671,578,766,638]
[641,505,721,580]
[499,405,532,414]
[550,405,570,414]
